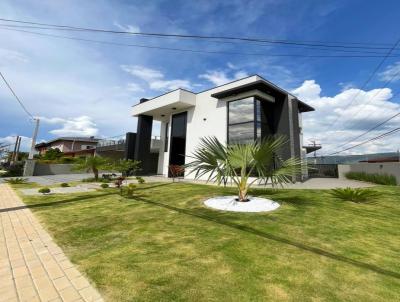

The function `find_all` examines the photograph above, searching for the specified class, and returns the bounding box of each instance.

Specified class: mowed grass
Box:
[16,182,400,301]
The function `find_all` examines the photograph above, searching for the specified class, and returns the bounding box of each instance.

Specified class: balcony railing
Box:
[96,136,161,152]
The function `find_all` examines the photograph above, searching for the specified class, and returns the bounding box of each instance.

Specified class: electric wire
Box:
[0,70,34,119]
[327,127,400,155]
[0,17,398,50]
[2,27,400,59]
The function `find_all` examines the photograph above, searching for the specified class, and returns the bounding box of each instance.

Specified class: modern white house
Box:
[131,75,314,179]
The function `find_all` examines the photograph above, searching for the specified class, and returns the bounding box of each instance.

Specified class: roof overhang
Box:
[211,80,314,112]
[303,145,322,154]
[131,89,196,121]
[296,99,314,113]
[212,88,275,103]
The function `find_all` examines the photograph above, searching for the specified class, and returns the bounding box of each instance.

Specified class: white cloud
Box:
[199,69,248,86]
[121,65,192,91]
[0,135,32,152]
[0,48,29,65]
[113,21,141,33]
[41,116,99,137]
[227,62,238,69]
[379,61,400,82]
[126,83,144,93]
[293,80,400,155]
[150,79,192,91]
[292,80,321,101]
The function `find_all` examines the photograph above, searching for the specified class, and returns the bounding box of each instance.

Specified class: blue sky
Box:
[0,0,399,155]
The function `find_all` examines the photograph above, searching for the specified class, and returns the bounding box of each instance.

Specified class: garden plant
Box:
[186,136,303,202]
[38,187,51,194]
[73,156,112,180]
[5,177,28,184]
[100,183,109,189]
[329,187,379,203]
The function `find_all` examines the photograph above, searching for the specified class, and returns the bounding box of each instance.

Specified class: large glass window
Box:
[228,123,255,144]
[228,97,254,144]
[228,97,254,124]
[228,97,272,144]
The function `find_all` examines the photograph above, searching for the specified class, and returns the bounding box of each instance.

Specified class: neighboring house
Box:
[35,136,100,157]
[131,75,315,179]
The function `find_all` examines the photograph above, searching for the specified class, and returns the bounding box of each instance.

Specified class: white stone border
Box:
[204,196,280,213]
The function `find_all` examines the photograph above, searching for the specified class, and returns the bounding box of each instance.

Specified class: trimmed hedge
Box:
[345,171,397,186]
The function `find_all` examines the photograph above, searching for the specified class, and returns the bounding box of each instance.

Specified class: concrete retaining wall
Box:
[33,163,83,176]
[338,163,400,184]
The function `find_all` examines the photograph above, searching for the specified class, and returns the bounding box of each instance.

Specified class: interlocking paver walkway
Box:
[0,184,103,302]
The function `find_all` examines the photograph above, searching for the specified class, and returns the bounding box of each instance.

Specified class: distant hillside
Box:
[307,152,399,164]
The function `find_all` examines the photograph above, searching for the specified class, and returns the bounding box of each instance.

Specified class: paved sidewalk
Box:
[0,184,103,302]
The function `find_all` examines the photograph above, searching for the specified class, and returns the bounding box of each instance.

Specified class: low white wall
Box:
[338,163,400,184]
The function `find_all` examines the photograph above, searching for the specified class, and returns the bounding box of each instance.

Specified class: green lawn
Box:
[15,182,400,301]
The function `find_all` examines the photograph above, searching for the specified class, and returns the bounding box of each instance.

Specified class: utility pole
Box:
[309,139,318,164]
[15,136,21,162]
[24,118,40,177]
[11,135,19,164]
[28,118,40,159]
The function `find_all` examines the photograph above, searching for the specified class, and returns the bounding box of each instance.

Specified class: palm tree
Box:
[73,156,112,180]
[185,136,303,202]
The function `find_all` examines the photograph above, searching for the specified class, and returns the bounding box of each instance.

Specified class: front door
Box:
[168,112,187,176]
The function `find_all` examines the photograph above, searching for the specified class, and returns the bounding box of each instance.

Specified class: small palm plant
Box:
[5,177,28,184]
[329,187,378,203]
[73,156,112,181]
[185,136,303,202]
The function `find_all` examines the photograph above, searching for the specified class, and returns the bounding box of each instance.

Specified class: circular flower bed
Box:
[204,196,280,213]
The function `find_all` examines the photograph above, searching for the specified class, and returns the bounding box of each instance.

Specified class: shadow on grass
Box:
[0,192,116,213]
[1,183,174,214]
[134,182,174,192]
[134,196,400,280]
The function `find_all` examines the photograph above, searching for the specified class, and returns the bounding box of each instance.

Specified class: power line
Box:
[2,27,400,59]
[327,127,400,155]
[334,111,400,150]
[325,85,400,155]
[339,68,400,127]
[2,24,400,56]
[0,70,34,119]
[323,37,400,130]
[0,17,399,51]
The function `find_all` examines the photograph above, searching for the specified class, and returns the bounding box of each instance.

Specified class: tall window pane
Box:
[228,98,254,124]
[228,123,254,144]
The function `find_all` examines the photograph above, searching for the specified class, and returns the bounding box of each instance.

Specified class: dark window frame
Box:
[227,97,272,144]
[227,97,257,144]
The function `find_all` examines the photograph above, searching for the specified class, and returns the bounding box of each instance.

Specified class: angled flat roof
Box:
[211,79,314,112]
[131,74,314,115]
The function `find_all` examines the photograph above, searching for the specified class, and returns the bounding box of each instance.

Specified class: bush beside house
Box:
[345,171,397,185]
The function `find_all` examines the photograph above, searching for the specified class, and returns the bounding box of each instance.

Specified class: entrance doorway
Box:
[168,112,187,176]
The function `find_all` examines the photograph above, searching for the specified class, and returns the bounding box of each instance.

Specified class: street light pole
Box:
[28,118,40,160]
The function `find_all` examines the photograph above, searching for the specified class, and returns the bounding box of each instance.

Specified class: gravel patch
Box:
[204,196,280,212]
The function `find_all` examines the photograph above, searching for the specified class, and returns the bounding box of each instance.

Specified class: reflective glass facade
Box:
[228,97,273,144]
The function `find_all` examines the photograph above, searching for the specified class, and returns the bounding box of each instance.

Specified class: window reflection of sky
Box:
[229,122,254,144]
[228,97,254,124]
